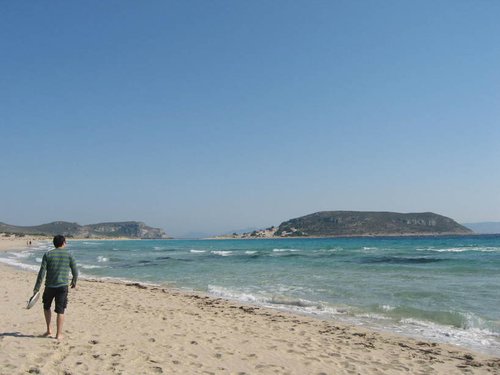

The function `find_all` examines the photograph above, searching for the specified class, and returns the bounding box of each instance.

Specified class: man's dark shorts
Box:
[42,286,68,314]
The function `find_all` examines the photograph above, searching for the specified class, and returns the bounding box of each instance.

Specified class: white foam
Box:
[0,257,39,272]
[245,251,257,254]
[79,264,105,269]
[270,295,317,308]
[399,317,500,353]
[9,251,34,260]
[81,242,103,246]
[206,285,345,318]
[196,282,500,356]
[97,256,109,262]
[273,248,300,252]
[190,250,206,253]
[211,250,233,256]
[207,285,260,302]
[355,312,392,321]
[419,247,499,253]
[312,248,340,254]
[381,304,396,312]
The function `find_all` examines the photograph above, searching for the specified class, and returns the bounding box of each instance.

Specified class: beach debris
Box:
[126,282,147,289]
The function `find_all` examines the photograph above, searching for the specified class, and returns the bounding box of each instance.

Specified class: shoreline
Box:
[0,237,48,252]
[1,263,499,374]
[5,252,498,358]
[2,233,498,243]
[1,240,499,374]
[206,232,487,240]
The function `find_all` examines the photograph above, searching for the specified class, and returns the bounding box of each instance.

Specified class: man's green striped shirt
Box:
[34,248,78,292]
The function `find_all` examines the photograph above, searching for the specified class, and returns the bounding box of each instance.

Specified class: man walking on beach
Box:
[33,235,78,340]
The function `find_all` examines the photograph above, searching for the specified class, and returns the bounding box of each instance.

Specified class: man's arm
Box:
[69,254,78,288]
[33,254,47,293]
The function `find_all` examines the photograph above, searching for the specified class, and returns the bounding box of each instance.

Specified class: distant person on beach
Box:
[33,235,78,340]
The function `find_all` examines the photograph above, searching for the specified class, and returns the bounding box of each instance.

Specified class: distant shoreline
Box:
[4,232,499,243]
[207,232,487,240]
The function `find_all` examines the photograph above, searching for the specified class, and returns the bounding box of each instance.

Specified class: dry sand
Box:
[0,236,39,252]
[1,238,499,375]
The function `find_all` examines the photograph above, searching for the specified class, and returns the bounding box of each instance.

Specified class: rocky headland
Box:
[0,221,168,239]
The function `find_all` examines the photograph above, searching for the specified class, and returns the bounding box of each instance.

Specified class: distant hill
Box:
[0,221,168,239]
[275,211,473,237]
[214,211,473,239]
[462,222,500,234]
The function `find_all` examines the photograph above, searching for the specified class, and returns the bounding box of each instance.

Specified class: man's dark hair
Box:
[53,235,66,248]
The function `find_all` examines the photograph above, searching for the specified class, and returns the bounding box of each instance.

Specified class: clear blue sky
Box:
[1,1,499,237]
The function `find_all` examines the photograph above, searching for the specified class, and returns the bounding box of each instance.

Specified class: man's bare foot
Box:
[41,331,52,337]
[55,334,64,340]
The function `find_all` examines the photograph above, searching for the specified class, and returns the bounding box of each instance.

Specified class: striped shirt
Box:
[34,248,78,292]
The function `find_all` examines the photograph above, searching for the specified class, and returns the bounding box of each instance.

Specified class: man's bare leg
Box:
[56,313,65,340]
[43,309,52,337]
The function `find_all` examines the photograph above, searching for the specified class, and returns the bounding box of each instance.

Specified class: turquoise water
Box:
[2,235,499,355]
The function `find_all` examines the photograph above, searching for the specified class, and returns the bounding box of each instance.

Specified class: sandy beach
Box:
[0,236,41,252]
[1,239,499,375]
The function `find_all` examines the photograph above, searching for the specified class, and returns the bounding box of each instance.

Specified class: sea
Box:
[2,235,499,356]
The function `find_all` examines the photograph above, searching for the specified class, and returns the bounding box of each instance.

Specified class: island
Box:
[218,211,473,238]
